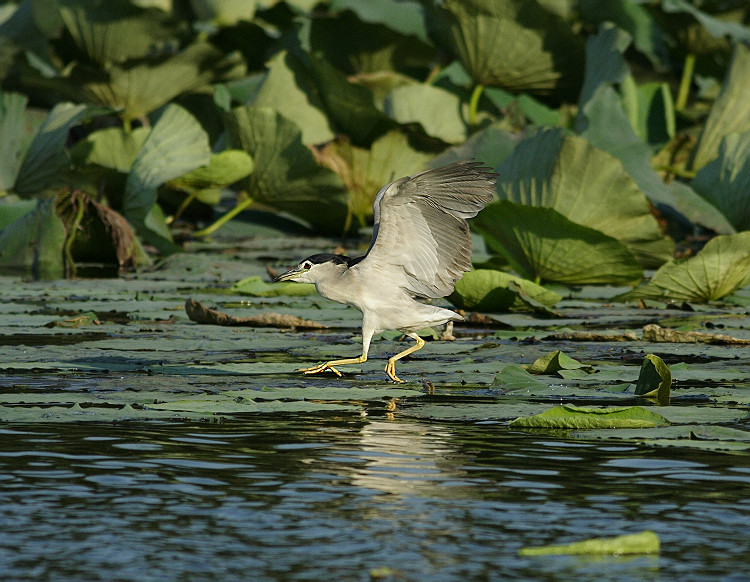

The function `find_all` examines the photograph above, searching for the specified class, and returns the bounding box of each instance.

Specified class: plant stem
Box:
[193,195,254,237]
[676,53,695,112]
[469,84,484,127]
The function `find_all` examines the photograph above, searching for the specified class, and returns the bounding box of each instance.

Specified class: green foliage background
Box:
[0,0,749,303]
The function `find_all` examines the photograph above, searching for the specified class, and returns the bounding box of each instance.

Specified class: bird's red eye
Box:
[302,262,312,270]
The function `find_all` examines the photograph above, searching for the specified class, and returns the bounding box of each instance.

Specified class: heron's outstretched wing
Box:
[352,160,497,298]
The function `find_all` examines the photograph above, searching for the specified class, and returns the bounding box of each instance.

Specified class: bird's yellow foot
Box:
[300,362,343,377]
[385,361,405,383]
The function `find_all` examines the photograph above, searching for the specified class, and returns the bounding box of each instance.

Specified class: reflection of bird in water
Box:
[348,421,470,499]
[274,161,497,382]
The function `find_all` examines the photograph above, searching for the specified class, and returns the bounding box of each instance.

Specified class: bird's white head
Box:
[273,253,353,285]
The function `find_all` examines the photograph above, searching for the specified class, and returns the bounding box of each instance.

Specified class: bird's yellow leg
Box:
[385,335,425,383]
[300,354,367,377]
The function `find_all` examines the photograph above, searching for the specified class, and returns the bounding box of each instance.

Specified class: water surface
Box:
[1,416,748,581]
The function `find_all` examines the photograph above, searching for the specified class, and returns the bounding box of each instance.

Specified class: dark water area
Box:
[1,416,749,582]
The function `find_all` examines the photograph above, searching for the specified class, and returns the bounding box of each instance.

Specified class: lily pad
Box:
[510,405,670,429]
[526,350,589,376]
[232,276,316,297]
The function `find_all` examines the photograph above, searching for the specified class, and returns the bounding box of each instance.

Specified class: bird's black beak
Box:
[272,267,302,283]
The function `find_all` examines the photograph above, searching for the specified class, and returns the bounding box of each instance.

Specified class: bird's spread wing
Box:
[353,161,497,298]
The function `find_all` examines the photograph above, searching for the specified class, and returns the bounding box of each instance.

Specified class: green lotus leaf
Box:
[70,126,150,172]
[496,129,674,267]
[490,364,549,392]
[635,354,671,404]
[190,0,259,26]
[0,198,65,279]
[169,150,254,191]
[526,350,589,375]
[0,92,29,191]
[691,130,750,231]
[124,104,211,226]
[46,42,245,122]
[14,102,103,196]
[692,43,750,171]
[620,232,750,303]
[510,404,670,429]
[449,269,561,312]
[314,130,432,228]
[474,201,643,286]
[329,0,429,43]
[251,51,334,146]
[232,276,316,297]
[308,54,397,145]
[224,105,349,234]
[383,83,468,143]
[520,531,660,556]
[430,124,520,169]
[428,0,584,96]
[58,0,183,65]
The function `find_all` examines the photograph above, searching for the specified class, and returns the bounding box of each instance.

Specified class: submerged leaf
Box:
[510,405,670,429]
[519,531,660,556]
[474,201,643,285]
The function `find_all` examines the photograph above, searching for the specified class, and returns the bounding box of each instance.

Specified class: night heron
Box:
[273,160,498,382]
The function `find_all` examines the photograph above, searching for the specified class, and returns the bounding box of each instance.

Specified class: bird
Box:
[273,160,498,383]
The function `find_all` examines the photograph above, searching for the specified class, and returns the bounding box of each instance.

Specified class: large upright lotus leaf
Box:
[189,0,258,26]
[307,8,435,75]
[251,51,334,146]
[428,0,584,96]
[497,128,674,266]
[576,23,631,118]
[58,0,183,65]
[123,105,211,226]
[169,150,254,191]
[0,92,28,191]
[329,0,429,43]
[449,269,561,312]
[620,232,750,303]
[14,103,102,196]
[578,1,669,70]
[382,83,467,144]
[691,131,750,232]
[692,43,750,171]
[0,197,65,279]
[70,126,150,172]
[224,105,349,233]
[666,181,735,235]
[474,201,643,285]
[314,130,432,227]
[307,54,397,145]
[50,42,245,122]
[662,0,750,44]
[429,124,521,169]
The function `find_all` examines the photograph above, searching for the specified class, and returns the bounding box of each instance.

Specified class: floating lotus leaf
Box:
[428,0,584,97]
[692,130,750,231]
[510,404,670,429]
[635,354,672,405]
[496,128,674,267]
[520,531,660,556]
[474,201,643,286]
[620,232,750,303]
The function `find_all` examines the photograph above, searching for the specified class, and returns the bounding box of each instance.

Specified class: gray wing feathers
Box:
[358,161,497,299]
